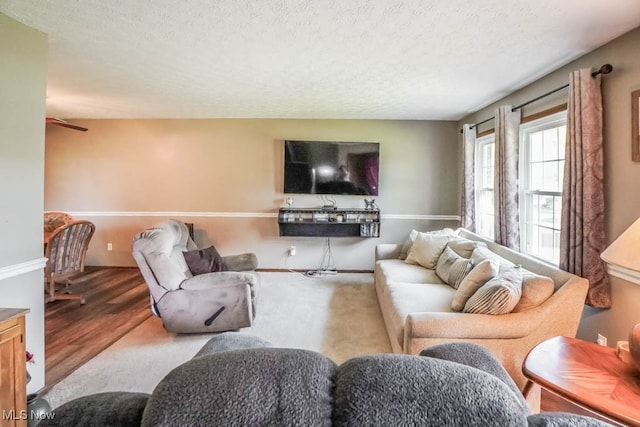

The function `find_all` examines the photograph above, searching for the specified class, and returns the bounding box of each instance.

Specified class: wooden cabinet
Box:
[0,308,29,427]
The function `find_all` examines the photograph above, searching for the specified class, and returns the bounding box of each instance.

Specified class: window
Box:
[519,111,567,264]
[475,135,495,240]
[472,111,567,264]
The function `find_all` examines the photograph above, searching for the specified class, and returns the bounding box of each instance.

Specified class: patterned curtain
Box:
[494,105,521,250]
[461,124,476,231]
[560,68,610,308]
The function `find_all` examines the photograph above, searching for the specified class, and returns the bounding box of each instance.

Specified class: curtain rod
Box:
[460,64,613,133]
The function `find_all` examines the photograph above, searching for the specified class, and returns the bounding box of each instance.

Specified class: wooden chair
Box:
[44,211,74,246]
[44,220,95,304]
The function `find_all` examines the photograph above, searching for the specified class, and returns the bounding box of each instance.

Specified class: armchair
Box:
[44,211,74,246]
[44,220,95,304]
[132,220,259,333]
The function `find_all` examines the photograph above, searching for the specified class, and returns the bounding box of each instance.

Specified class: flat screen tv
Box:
[284,140,379,196]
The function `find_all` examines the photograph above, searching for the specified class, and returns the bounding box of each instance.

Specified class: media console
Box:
[278,207,380,238]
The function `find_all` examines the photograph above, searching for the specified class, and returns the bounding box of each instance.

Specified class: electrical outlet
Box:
[597,333,607,347]
[288,246,296,256]
[107,242,113,251]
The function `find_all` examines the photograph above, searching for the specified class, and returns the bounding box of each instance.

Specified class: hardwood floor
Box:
[44,267,151,391]
[44,268,581,417]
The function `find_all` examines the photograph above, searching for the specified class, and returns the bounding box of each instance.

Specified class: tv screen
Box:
[284,140,379,196]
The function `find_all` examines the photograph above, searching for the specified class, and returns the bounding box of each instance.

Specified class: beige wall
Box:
[0,14,47,393]
[458,27,640,346]
[45,119,461,270]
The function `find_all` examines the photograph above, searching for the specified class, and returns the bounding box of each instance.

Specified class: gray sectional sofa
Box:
[40,334,607,426]
[374,227,589,391]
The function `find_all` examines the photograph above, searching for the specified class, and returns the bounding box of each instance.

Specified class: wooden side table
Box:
[524,335,640,426]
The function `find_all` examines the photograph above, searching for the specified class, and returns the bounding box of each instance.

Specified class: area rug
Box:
[42,272,392,409]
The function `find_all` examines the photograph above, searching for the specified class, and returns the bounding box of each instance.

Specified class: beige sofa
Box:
[374,228,588,390]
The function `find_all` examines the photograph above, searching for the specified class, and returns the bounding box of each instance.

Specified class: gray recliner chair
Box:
[132,220,258,333]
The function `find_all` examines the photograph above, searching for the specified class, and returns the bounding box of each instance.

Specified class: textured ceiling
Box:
[2,0,640,120]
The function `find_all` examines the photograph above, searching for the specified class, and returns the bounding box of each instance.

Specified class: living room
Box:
[2,1,640,423]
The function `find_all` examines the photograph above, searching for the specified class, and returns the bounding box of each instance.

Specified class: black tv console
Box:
[278,207,380,238]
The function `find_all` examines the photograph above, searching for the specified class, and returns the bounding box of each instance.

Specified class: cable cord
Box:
[328,238,337,270]
[283,251,312,278]
[318,237,336,271]
[304,237,338,277]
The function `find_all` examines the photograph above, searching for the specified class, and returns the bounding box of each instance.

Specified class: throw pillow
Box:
[399,228,456,260]
[451,259,499,311]
[183,245,224,275]
[435,246,474,289]
[470,246,515,268]
[398,229,419,260]
[404,232,453,269]
[447,239,487,259]
[463,265,523,315]
[512,272,555,312]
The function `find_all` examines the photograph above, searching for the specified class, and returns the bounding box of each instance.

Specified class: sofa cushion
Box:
[463,265,523,315]
[394,282,455,311]
[512,272,555,313]
[377,259,445,285]
[183,245,224,275]
[386,282,455,314]
[383,281,455,346]
[142,349,336,426]
[451,259,499,312]
[405,233,452,269]
[399,228,456,260]
[194,333,273,358]
[435,246,474,289]
[333,354,528,426]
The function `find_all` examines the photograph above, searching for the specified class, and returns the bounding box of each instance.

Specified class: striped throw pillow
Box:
[463,265,523,314]
[435,246,474,289]
[451,259,499,312]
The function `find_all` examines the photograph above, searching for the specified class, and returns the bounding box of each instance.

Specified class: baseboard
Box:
[256,268,373,273]
[89,266,374,273]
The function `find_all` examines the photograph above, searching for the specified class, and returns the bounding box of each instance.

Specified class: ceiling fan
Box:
[45,117,88,132]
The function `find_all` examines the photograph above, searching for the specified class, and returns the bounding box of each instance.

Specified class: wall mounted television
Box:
[284,140,379,196]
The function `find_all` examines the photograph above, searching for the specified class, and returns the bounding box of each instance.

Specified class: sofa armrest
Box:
[39,392,149,427]
[180,271,259,291]
[419,342,528,410]
[160,272,258,332]
[527,413,611,426]
[375,244,401,261]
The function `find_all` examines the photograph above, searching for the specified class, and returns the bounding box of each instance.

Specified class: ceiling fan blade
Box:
[45,117,88,132]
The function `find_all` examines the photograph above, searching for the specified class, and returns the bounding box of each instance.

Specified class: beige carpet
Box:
[43,272,392,409]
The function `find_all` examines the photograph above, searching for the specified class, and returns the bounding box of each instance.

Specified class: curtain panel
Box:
[560,68,610,308]
[494,105,521,251]
[461,124,476,231]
